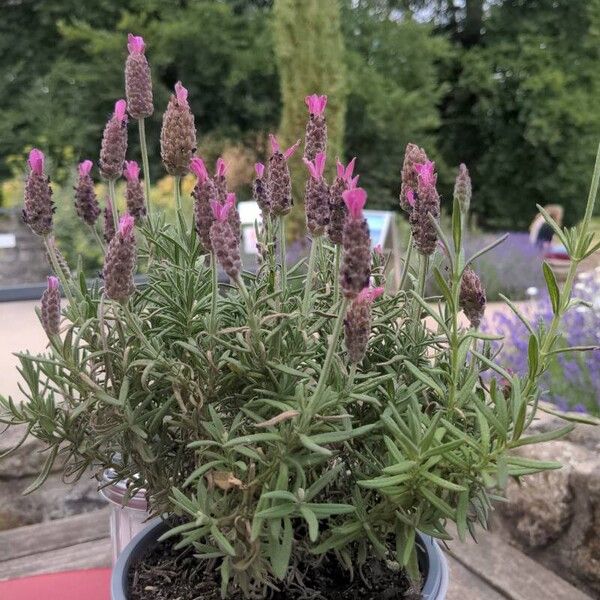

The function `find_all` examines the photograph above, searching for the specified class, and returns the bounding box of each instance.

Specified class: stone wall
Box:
[493,410,600,598]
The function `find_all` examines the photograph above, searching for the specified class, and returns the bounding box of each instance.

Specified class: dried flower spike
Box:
[454,163,472,216]
[210,199,241,280]
[409,159,440,256]
[22,148,54,236]
[103,214,136,302]
[344,286,384,364]
[160,82,196,176]
[340,187,372,299]
[99,100,128,180]
[190,157,216,252]
[399,143,427,213]
[303,152,329,236]
[304,93,328,161]
[459,267,486,328]
[123,160,147,223]
[328,157,356,245]
[125,33,153,119]
[74,160,100,226]
[41,276,60,336]
[253,162,269,215]
[268,134,300,217]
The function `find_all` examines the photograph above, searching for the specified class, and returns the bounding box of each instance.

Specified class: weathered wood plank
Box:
[0,508,110,562]
[445,554,508,600]
[0,538,111,580]
[446,533,592,600]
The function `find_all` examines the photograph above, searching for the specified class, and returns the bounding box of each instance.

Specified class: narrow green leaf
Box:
[543,262,561,314]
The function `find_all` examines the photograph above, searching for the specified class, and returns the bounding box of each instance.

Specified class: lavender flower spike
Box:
[303,152,330,236]
[74,160,100,226]
[123,160,147,223]
[99,100,128,181]
[454,163,472,216]
[103,214,136,302]
[190,157,216,253]
[125,33,153,119]
[340,187,372,299]
[23,148,54,236]
[210,198,241,281]
[41,275,61,336]
[409,159,440,256]
[344,286,384,364]
[304,93,328,161]
[160,82,196,176]
[399,143,427,213]
[268,134,300,217]
[459,267,486,328]
[328,157,356,245]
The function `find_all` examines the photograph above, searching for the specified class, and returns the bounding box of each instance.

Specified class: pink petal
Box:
[336,159,344,178]
[189,157,209,183]
[174,81,188,107]
[305,94,327,116]
[348,175,360,190]
[406,187,415,207]
[357,286,384,304]
[345,157,356,179]
[47,275,59,291]
[127,33,145,54]
[114,99,127,123]
[255,162,265,178]
[303,157,318,180]
[216,158,227,178]
[123,160,140,181]
[314,152,326,179]
[119,214,135,237]
[374,244,383,256]
[210,200,230,222]
[28,148,45,175]
[269,133,280,154]
[78,160,93,177]
[342,187,367,219]
[414,160,436,188]
[283,139,301,160]
[226,192,236,207]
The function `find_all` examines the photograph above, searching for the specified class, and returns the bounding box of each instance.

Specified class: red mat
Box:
[0,568,111,599]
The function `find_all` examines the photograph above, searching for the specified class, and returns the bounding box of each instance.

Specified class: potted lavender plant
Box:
[2,33,599,600]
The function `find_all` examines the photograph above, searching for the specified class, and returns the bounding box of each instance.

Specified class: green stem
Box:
[333,244,341,305]
[411,253,429,324]
[90,224,105,253]
[122,302,156,357]
[301,236,320,318]
[236,276,261,345]
[313,298,348,401]
[210,252,219,337]
[279,216,287,291]
[399,231,414,291]
[108,179,119,232]
[43,236,77,308]
[138,118,152,223]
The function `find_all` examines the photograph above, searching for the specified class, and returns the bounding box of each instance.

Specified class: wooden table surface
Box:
[0,509,592,599]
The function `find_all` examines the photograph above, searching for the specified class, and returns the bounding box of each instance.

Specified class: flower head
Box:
[119,213,135,237]
[342,187,367,220]
[336,157,356,181]
[303,152,326,180]
[415,161,436,188]
[305,94,327,115]
[78,160,93,177]
[255,162,265,178]
[28,149,45,175]
[454,163,472,215]
[123,160,140,182]
[40,275,61,336]
[174,81,188,108]
[127,33,145,54]
[211,200,231,222]
[48,275,59,291]
[269,134,300,160]
[75,159,100,226]
[226,192,236,209]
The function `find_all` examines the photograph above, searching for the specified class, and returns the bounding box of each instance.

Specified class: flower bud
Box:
[99,100,128,180]
[22,149,54,236]
[103,214,136,302]
[303,152,329,236]
[190,158,216,252]
[304,94,328,161]
[41,276,60,336]
[327,157,356,245]
[340,188,372,299]
[459,267,486,328]
[409,160,440,256]
[125,33,153,119]
[123,160,146,223]
[253,162,269,215]
[344,287,384,364]
[160,82,196,176]
[454,163,472,216]
[210,200,241,280]
[74,160,100,226]
[268,134,300,217]
[399,143,427,213]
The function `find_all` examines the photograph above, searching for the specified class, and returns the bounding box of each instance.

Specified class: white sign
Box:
[0,233,16,249]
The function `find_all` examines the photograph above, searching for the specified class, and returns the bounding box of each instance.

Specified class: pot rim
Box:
[112,519,448,599]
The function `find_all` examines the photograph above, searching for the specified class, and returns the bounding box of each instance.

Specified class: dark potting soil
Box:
[127,537,421,600]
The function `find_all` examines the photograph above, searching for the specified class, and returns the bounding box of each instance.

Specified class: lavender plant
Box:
[2,34,600,599]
